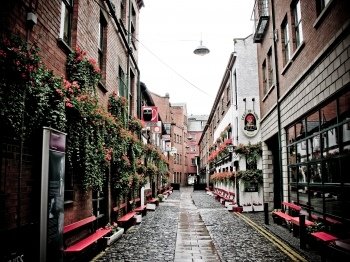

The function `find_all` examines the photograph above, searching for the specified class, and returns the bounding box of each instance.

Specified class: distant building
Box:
[187,115,208,185]
[0,1,150,261]
[199,35,262,209]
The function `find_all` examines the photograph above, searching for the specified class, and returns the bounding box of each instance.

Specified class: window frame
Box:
[292,0,303,49]
[282,20,291,66]
[59,0,73,46]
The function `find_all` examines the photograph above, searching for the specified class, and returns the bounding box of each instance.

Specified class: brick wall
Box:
[259,0,350,123]
[1,0,142,232]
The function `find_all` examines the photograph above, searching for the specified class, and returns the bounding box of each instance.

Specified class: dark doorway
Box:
[266,134,282,209]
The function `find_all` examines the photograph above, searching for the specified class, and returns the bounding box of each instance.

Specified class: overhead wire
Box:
[134,38,212,97]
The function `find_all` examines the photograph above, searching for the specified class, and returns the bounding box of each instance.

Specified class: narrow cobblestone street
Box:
[95,187,320,262]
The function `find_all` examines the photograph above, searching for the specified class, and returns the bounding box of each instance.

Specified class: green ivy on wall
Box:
[0,34,169,197]
[235,142,263,184]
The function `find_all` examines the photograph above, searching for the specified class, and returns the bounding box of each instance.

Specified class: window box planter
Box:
[252,204,264,212]
[243,205,253,212]
[146,203,156,211]
[134,213,142,224]
[104,227,124,246]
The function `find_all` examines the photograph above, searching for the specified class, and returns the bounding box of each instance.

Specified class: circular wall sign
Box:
[241,111,259,137]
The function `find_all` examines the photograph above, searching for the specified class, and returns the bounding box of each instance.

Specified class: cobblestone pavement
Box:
[95,187,322,262]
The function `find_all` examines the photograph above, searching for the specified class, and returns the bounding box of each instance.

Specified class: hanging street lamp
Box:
[193,39,210,56]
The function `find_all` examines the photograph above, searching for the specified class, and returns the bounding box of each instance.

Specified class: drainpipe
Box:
[271,0,283,207]
[126,0,131,115]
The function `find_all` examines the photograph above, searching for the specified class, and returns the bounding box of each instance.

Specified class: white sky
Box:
[138,0,255,116]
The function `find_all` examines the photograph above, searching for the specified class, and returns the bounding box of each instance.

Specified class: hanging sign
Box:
[241,110,259,137]
[142,106,158,126]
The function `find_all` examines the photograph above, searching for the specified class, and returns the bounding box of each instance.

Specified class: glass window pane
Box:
[63,5,71,44]
[289,166,297,183]
[322,129,339,157]
[321,100,337,129]
[341,155,350,183]
[341,122,350,147]
[296,120,305,140]
[324,186,343,218]
[309,163,322,183]
[298,164,308,183]
[290,183,298,203]
[296,141,307,163]
[288,144,297,164]
[309,185,323,213]
[339,90,350,121]
[306,111,319,136]
[297,184,308,206]
[323,158,341,183]
[308,135,321,160]
[287,125,296,144]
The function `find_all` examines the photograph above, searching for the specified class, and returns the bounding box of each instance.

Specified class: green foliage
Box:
[237,169,263,184]
[0,35,168,197]
[306,221,326,234]
[236,142,263,184]
[235,142,262,164]
[128,116,143,135]
[108,92,128,127]
[66,47,101,93]
[0,34,66,138]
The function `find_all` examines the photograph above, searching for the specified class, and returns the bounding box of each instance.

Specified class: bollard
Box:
[264,203,269,225]
[299,215,306,249]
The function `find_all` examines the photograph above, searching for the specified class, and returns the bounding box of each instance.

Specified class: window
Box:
[282,20,291,65]
[98,12,107,81]
[129,70,135,115]
[131,5,137,48]
[120,0,126,24]
[118,67,126,97]
[292,0,303,48]
[226,84,231,105]
[262,60,267,95]
[221,96,224,113]
[287,88,350,219]
[233,71,237,108]
[316,0,331,15]
[267,49,273,88]
[191,158,196,165]
[92,190,106,219]
[59,0,73,45]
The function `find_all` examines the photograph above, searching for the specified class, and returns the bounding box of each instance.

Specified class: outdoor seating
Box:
[63,216,111,254]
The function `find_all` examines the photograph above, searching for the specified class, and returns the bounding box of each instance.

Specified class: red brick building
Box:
[0,0,146,261]
[254,0,350,226]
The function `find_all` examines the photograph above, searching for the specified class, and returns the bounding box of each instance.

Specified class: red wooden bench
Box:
[272,201,301,226]
[117,211,136,230]
[148,197,159,205]
[64,216,96,234]
[311,231,339,242]
[133,205,147,216]
[63,216,111,254]
[65,228,111,252]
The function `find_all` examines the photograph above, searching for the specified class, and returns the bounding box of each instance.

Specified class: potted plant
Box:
[157,194,164,202]
[104,222,124,246]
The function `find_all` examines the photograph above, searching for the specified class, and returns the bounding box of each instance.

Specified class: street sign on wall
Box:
[142,106,158,126]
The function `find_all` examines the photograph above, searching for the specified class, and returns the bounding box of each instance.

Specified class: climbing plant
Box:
[0,34,66,139]
[235,142,263,184]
